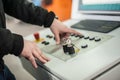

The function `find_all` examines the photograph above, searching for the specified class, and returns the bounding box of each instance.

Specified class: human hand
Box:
[21,40,50,68]
[50,19,81,44]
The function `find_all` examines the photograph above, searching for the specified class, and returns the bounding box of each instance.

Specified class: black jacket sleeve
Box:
[2,0,55,27]
[0,28,24,57]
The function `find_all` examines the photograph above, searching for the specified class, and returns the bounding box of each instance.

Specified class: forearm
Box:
[3,0,55,27]
[0,28,24,57]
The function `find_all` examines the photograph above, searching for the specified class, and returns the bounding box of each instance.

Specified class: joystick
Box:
[61,38,78,55]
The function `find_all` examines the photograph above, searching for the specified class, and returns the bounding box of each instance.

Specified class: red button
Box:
[34,32,40,41]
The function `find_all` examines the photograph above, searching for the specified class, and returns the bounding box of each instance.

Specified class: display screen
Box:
[78,0,120,14]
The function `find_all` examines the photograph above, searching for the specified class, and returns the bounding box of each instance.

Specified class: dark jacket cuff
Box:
[10,34,24,56]
[44,11,55,27]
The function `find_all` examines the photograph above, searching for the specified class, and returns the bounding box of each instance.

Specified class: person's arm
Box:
[0,28,23,57]
[0,28,49,68]
[3,0,55,27]
[2,0,80,68]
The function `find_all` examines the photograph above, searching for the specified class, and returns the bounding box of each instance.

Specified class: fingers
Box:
[36,47,50,61]
[60,33,70,39]
[28,49,50,68]
[21,40,50,69]
[67,28,81,35]
[40,53,50,61]
[33,48,50,63]
[54,28,81,44]
[54,31,60,44]
[28,55,38,68]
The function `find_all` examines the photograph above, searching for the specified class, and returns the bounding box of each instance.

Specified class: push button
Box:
[41,41,50,45]
[75,35,80,38]
[89,37,95,40]
[71,34,75,36]
[95,37,101,42]
[34,32,40,41]
[79,35,84,38]
[81,44,88,48]
[46,35,53,38]
[41,41,46,44]
[84,36,89,39]
[44,42,50,45]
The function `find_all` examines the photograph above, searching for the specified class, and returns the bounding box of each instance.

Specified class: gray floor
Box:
[3,17,45,80]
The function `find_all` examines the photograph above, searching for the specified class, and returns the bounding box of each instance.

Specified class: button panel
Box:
[33,30,113,61]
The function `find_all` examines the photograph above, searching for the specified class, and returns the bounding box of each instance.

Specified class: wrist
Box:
[44,11,55,27]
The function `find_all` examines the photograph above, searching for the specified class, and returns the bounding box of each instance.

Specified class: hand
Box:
[21,40,50,68]
[50,19,81,44]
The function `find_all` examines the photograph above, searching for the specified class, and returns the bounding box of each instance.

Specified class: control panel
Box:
[26,29,113,61]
